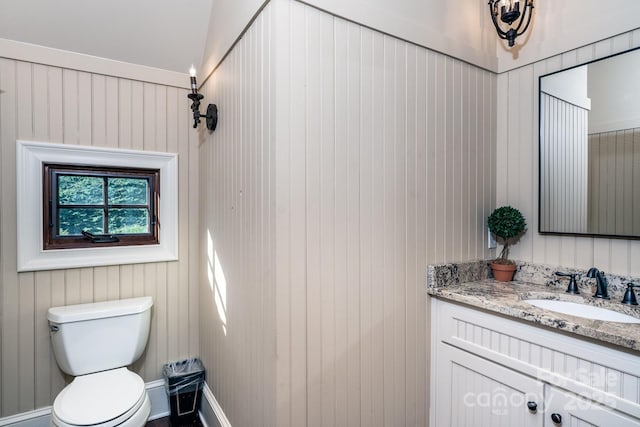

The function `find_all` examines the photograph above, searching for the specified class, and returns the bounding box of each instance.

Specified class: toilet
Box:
[47,296,154,427]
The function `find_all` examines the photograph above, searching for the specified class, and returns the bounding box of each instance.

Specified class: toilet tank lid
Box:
[48,296,153,324]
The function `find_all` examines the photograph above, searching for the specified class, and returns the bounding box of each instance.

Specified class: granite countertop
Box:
[427,261,640,352]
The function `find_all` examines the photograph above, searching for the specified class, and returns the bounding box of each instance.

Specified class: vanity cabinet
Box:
[430,298,640,427]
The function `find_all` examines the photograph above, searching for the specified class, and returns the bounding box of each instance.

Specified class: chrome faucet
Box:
[586,268,610,299]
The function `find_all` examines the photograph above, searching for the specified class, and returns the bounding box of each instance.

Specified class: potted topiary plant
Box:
[488,205,527,281]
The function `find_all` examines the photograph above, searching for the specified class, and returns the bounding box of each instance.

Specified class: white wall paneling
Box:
[198,0,496,426]
[498,29,640,276]
[199,3,277,427]
[588,128,640,236]
[539,92,589,234]
[0,58,200,416]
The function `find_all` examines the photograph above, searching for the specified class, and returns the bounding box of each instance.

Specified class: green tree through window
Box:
[43,164,159,250]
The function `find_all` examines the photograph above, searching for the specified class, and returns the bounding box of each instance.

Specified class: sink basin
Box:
[526,299,640,323]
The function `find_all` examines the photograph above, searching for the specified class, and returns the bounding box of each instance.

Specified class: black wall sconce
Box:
[488,0,534,47]
[188,66,218,131]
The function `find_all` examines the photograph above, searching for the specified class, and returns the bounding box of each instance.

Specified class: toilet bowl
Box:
[47,297,153,427]
[51,368,150,427]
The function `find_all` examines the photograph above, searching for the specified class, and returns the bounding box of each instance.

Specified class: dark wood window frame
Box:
[43,164,160,250]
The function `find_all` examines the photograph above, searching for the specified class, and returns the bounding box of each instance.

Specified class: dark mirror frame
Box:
[538,46,640,240]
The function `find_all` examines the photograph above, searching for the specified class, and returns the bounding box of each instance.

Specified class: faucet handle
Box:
[621,283,639,305]
[555,271,581,294]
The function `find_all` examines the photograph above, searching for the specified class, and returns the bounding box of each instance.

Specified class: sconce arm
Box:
[187,93,218,131]
[488,1,508,39]
[513,0,534,35]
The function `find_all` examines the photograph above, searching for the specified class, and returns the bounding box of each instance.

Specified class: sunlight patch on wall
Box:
[207,229,228,336]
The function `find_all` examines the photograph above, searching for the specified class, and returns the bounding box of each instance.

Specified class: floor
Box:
[146,416,204,427]
[147,388,205,427]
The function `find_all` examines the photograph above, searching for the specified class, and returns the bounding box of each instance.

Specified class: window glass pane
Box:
[58,175,104,205]
[108,208,149,234]
[108,178,148,205]
[58,208,104,235]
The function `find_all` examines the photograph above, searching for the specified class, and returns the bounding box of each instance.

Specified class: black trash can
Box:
[162,358,206,425]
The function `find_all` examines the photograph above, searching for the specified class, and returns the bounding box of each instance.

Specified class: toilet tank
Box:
[47,297,153,376]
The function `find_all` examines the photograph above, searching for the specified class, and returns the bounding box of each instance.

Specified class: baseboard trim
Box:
[0,407,51,427]
[0,380,169,426]
[199,382,232,427]
[145,379,170,420]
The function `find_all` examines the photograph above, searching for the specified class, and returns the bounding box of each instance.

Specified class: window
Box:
[17,140,178,272]
[43,164,160,250]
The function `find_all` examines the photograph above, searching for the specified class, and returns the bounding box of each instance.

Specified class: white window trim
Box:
[16,140,178,272]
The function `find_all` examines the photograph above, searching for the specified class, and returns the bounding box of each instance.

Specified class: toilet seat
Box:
[52,368,148,427]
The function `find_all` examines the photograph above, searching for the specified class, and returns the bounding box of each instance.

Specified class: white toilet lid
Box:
[53,368,145,426]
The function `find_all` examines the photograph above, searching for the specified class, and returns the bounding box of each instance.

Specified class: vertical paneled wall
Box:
[588,128,640,236]
[539,92,589,233]
[0,59,200,416]
[273,2,496,425]
[198,1,496,426]
[198,3,277,427]
[497,29,640,276]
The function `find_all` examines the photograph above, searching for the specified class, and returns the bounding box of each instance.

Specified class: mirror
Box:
[539,47,640,239]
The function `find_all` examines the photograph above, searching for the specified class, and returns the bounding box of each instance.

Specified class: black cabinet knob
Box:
[551,413,562,424]
[526,401,537,412]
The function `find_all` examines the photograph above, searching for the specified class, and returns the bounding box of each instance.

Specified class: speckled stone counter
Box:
[426,260,640,352]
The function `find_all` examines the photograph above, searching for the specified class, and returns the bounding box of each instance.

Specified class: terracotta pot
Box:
[490,262,517,282]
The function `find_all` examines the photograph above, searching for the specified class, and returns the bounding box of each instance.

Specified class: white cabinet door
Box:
[545,386,640,427]
[433,343,544,427]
